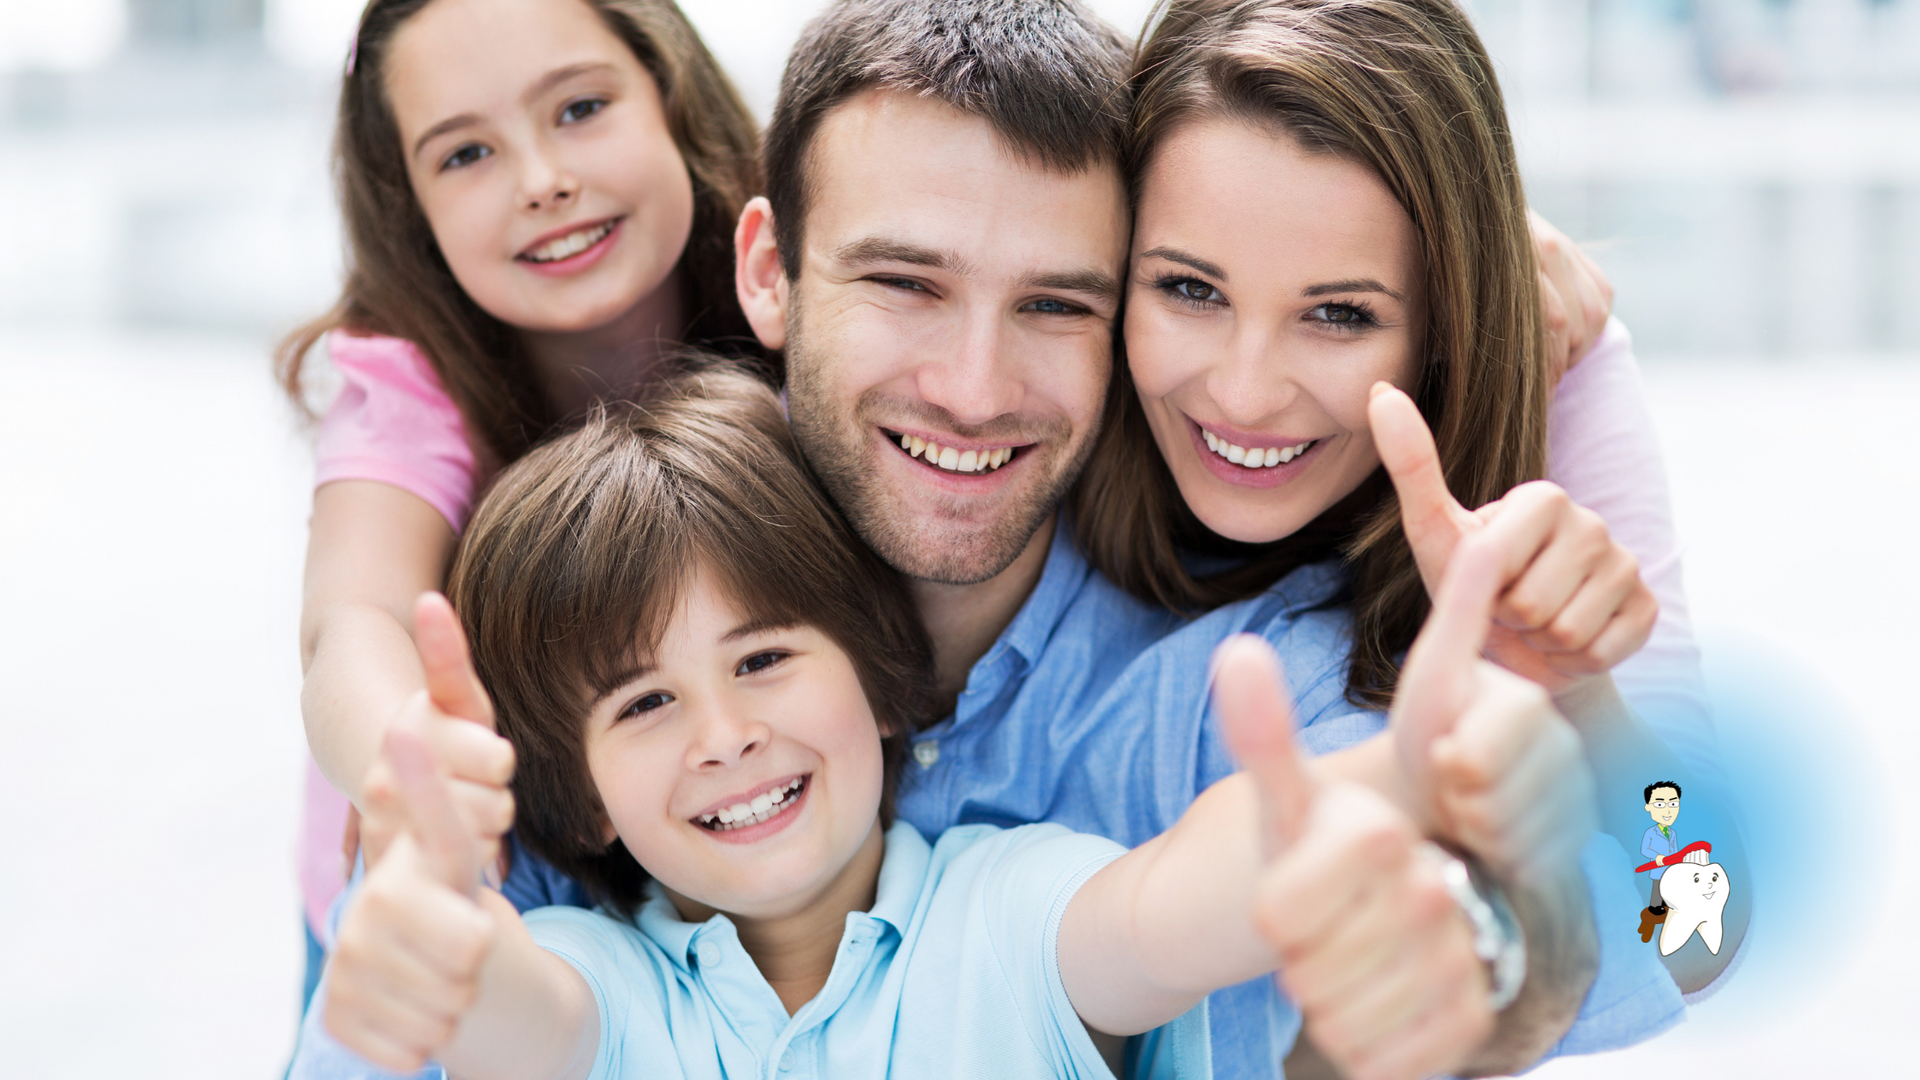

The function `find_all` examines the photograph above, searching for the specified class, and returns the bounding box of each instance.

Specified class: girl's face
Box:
[583,566,888,923]
[385,0,695,335]
[1125,117,1426,544]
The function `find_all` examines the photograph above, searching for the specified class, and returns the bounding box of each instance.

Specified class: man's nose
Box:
[912,305,1023,428]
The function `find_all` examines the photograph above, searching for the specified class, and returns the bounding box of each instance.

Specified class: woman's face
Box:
[1125,116,1425,544]
[384,0,695,335]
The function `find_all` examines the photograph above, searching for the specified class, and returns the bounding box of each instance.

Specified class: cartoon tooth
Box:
[1657,861,1729,957]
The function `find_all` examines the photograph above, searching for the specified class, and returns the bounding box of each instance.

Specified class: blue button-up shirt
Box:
[1642,823,1683,879]
[527,822,1210,1080]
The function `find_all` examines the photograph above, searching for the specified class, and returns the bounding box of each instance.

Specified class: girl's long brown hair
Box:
[1072,0,1549,707]
[274,0,763,468]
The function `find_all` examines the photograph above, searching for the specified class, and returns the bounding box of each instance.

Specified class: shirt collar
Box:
[983,519,1090,672]
[864,821,933,937]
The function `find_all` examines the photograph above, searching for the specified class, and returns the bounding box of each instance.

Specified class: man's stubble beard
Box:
[782,294,1106,587]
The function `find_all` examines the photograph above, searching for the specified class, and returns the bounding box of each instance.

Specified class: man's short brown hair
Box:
[763,0,1134,279]
[446,362,933,914]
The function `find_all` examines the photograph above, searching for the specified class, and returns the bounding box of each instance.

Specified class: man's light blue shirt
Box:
[895,528,1684,1077]
[1642,823,1682,880]
[528,822,1209,1080]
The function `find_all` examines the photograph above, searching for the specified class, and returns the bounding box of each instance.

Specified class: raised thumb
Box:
[1213,635,1315,854]
[387,723,482,897]
[414,592,496,731]
[1391,531,1506,816]
[1369,383,1472,589]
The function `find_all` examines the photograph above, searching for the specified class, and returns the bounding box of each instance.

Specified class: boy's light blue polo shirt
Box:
[895,529,1685,1078]
[526,821,1210,1080]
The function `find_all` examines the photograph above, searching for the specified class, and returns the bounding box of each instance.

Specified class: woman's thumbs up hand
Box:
[1368,382,1657,693]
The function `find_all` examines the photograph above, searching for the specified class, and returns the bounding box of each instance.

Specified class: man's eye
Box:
[736,651,789,676]
[560,97,607,124]
[618,692,673,720]
[1024,297,1080,315]
[874,276,929,293]
[441,143,491,171]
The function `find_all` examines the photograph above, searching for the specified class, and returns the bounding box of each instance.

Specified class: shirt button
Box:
[913,740,940,767]
[696,941,722,968]
[779,1048,795,1071]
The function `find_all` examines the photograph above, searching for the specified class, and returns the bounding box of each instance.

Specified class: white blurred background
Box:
[0,0,1913,1075]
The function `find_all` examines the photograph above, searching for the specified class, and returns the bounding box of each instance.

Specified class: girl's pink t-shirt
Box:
[295,322,1713,934]
[298,333,482,936]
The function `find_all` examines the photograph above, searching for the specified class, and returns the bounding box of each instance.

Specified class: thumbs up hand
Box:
[1369,383,1655,693]
[1390,530,1597,883]
[326,722,504,1072]
[1215,637,1494,1080]
[358,593,516,871]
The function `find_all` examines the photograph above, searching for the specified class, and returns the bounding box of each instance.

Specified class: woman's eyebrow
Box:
[1138,246,1226,281]
[1303,278,1404,301]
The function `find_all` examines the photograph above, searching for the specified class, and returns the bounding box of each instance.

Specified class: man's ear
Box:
[735,196,789,352]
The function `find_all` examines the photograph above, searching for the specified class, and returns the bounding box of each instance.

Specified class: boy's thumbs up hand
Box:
[1214,637,1493,1080]
[359,593,516,870]
[1391,532,1596,883]
[1368,383,1656,693]
[327,720,500,1073]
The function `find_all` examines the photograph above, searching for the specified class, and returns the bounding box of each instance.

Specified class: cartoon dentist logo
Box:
[1635,780,1729,955]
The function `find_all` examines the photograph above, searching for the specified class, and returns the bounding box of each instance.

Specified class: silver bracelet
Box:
[1424,842,1528,1011]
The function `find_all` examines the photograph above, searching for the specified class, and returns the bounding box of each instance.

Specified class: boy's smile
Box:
[582,565,888,923]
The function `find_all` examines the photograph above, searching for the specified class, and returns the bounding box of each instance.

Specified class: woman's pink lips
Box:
[516,217,623,278]
[1185,417,1325,489]
[695,778,810,846]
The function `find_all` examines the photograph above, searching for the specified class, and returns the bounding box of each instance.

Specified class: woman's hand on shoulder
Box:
[1530,210,1614,383]
[1369,384,1657,694]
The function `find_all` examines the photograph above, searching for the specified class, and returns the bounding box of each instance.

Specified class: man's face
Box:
[1647,787,1680,828]
[779,90,1128,585]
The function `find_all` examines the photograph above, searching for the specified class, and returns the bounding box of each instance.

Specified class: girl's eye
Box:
[1309,302,1378,329]
[736,651,790,677]
[1156,276,1223,306]
[560,97,608,125]
[440,143,491,172]
[617,691,673,721]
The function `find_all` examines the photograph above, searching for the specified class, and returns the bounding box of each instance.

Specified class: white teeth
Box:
[698,778,806,832]
[1203,430,1316,470]
[523,220,615,263]
[896,433,1012,472]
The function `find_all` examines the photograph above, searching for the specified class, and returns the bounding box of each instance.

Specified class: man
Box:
[731,1,1674,1077]
[1640,781,1684,935]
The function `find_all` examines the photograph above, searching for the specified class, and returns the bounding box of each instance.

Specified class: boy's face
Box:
[1647,787,1680,828]
[582,566,887,921]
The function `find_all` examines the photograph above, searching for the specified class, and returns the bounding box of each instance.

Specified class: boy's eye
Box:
[618,691,673,720]
[440,143,491,172]
[735,650,789,677]
[559,97,608,125]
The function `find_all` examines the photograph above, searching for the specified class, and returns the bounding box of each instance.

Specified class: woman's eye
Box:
[618,691,673,720]
[560,97,607,124]
[1310,302,1377,328]
[441,143,490,171]
[736,651,789,677]
[1159,277,1222,305]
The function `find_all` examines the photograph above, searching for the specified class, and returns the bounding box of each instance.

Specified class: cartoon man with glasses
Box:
[1639,781,1685,937]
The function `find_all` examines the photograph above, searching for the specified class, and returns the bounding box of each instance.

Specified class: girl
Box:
[320,366,1554,1080]
[277,0,761,979]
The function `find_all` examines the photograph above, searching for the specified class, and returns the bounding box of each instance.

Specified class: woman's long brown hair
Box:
[1072,0,1549,708]
[274,0,763,467]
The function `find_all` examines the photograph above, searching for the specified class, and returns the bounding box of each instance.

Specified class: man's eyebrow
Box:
[411,61,617,160]
[831,237,975,276]
[1138,246,1226,281]
[1019,268,1121,304]
[1303,278,1405,302]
